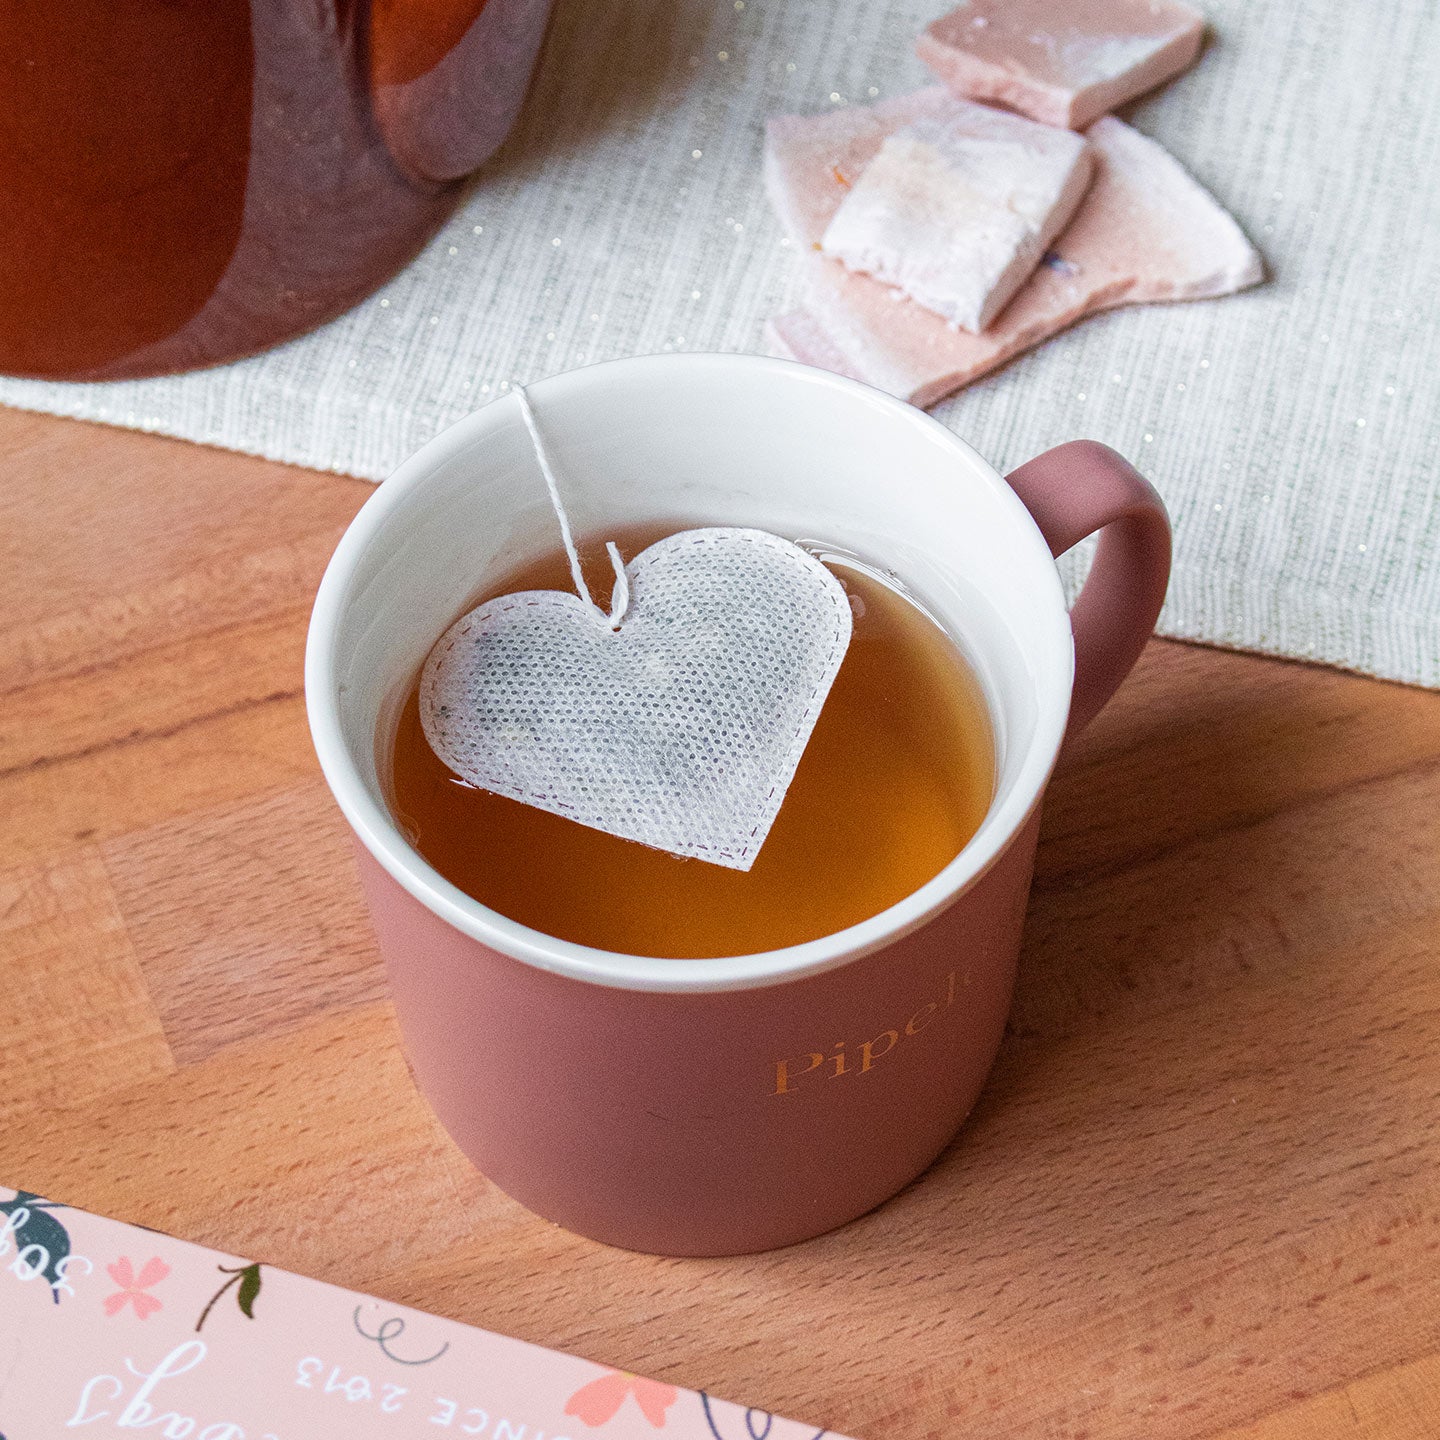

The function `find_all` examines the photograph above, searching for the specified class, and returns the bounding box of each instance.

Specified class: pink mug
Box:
[305,353,1169,1256]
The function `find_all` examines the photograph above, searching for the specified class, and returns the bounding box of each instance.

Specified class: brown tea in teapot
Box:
[0,0,548,379]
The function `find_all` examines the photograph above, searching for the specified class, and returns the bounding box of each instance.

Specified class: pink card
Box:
[0,1185,850,1440]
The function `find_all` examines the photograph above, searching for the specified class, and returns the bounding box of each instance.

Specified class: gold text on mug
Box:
[772,970,963,1096]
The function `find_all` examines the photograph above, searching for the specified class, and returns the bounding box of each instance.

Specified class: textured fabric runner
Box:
[1,0,1435,685]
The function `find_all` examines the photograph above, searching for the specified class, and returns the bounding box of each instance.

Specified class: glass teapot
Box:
[0,0,552,380]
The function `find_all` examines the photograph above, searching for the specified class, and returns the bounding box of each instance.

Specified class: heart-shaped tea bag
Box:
[419,391,852,870]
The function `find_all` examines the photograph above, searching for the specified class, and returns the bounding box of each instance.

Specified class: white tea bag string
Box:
[515,385,628,629]
[419,390,853,870]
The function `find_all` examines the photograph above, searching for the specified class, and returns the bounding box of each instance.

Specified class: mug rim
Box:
[305,352,1072,993]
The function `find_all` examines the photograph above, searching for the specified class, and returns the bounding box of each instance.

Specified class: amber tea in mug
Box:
[387,523,995,958]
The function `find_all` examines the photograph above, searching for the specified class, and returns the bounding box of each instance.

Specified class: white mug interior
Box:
[305,353,1074,992]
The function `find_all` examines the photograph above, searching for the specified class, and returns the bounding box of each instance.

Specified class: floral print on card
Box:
[103,1257,169,1318]
[0,1185,849,1440]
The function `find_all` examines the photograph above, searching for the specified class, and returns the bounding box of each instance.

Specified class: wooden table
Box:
[2,407,1437,1440]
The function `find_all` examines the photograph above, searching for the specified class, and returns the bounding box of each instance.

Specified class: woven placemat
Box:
[1,0,1434,685]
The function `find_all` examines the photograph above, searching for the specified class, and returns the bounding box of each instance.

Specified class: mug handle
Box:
[1005,440,1172,741]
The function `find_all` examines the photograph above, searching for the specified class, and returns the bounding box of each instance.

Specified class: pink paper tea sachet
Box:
[916,0,1207,131]
[0,1184,849,1439]
[819,98,1094,332]
[764,90,1262,406]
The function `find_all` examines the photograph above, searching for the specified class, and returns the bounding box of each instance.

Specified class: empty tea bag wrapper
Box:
[419,390,853,871]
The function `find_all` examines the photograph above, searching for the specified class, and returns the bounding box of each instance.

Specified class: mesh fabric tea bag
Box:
[419,391,853,871]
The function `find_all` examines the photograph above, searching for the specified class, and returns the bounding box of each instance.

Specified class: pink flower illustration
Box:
[564,1370,678,1428]
[103,1256,169,1318]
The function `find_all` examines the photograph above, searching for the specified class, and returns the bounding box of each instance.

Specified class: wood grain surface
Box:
[1,406,1437,1440]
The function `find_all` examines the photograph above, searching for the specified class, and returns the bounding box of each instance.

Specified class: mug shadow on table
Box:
[823,645,1429,1285]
